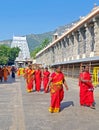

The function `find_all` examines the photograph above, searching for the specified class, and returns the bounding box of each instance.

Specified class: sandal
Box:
[90,105,95,109]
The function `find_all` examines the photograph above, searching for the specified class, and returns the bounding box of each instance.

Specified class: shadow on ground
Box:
[0,75,20,84]
[61,101,74,111]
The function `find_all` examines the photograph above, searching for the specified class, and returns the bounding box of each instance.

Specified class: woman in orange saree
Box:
[46,66,68,113]
[3,66,9,82]
[25,65,35,93]
[17,68,20,76]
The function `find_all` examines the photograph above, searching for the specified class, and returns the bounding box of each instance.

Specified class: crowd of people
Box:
[0,64,95,113]
[19,64,95,113]
[0,65,17,82]
[20,64,68,113]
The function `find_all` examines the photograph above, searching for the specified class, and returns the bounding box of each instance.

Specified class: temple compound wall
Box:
[36,6,99,78]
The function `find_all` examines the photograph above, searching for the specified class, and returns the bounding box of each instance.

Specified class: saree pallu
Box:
[35,70,41,92]
[27,78,34,92]
[17,69,20,76]
[79,83,88,106]
[43,71,50,92]
[3,69,8,81]
[49,84,64,113]
[85,89,94,106]
[35,79,41,92]
[43,78,49,92]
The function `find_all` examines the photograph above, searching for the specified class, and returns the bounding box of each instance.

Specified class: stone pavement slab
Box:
[0,76,25,130]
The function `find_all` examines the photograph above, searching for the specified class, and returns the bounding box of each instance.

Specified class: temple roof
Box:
[52,56,99,66]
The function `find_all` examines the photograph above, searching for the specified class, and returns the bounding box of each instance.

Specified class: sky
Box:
[0,0,99,41]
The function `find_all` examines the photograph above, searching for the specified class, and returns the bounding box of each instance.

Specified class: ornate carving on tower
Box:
[11,36,30,61]
[11,36,31,67]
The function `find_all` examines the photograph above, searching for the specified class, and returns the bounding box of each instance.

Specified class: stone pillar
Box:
[82,27,86,54]
[47,49,50,66]
[80,28,86,54]
[54,45,57,63]
[65,36,70,61]
[68,36,71,60]
[70,33,74,60]
[58,41,62,62]
[94,19,99,56]
[85,24,92,57]
[68,34,73,60]
[51,46,55,64]
[63,37,67,61]
[60,40,64,62]
[54,45,56,63]
[77,30,82,56]
[48,48,51,66]
[73,32,79,59]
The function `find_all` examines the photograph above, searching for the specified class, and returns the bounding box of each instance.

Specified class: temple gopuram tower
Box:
[11,36,31,67]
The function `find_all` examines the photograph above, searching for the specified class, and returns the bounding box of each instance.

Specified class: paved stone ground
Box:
[0,75,99,130]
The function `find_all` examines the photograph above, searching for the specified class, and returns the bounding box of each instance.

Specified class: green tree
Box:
[0,56,9,65]
[8,47,20,64]
[0,45,20,65]
[0,45,10,57]
[41,38,50,48]
[0,45,9,65]
[31,38,50,59]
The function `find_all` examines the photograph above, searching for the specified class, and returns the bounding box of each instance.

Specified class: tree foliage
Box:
[0,45,20,65]
[31,38,50,59]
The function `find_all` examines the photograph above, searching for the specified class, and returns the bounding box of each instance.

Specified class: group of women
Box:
[23,64,95,113]
[24,65,50,93]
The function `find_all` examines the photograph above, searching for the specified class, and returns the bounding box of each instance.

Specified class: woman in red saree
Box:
[35,66,41,92]
[43,67,50,93]
[79,65,95,109]
[0,67,3,82]
[46,66,68,113]
[25,65,35,93]
[79,66,86,106]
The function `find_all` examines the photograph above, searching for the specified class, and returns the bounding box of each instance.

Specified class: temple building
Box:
[11,36,32,67]
[36,6,99,81]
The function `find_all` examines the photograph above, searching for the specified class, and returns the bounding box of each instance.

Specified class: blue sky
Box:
[0,0,99,41]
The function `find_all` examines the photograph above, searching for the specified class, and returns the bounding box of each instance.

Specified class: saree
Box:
[79,73,87,105]
[49,72,64,113]
[35,70,41,92]
[26,69,34,92]
[3,68,9,81]
[43,71,50,92]
[80,72,94,106]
